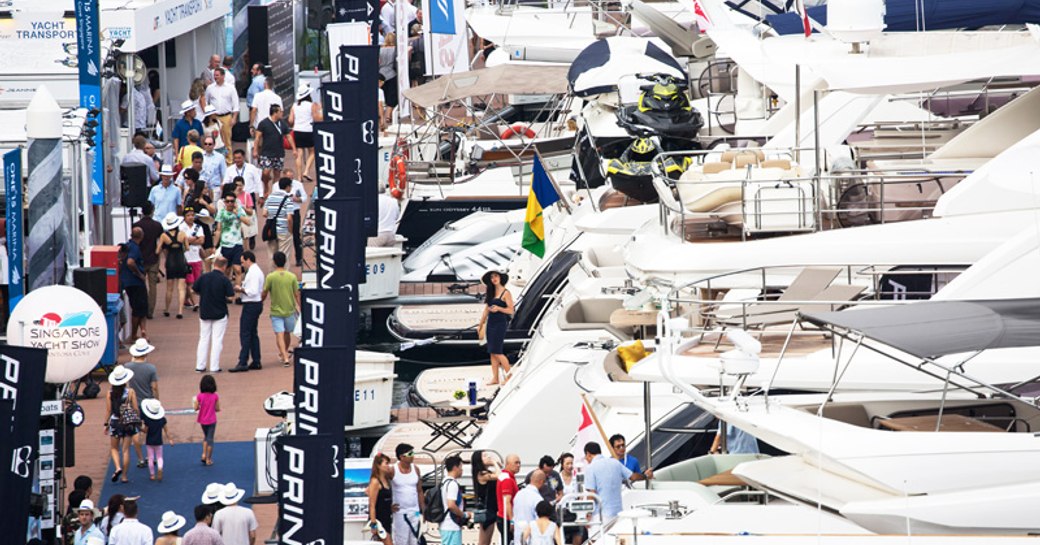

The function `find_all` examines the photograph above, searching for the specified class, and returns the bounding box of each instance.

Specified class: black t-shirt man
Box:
[257,117,288,159]
[192,269,234,320]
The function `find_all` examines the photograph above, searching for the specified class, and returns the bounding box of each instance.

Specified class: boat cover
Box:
[568,37,686,97]
[767,0,1040,35]
[800,299,1040,359]
[402,65,570,108]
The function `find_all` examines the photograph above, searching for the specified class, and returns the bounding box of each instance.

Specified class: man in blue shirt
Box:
[246,63,267,107]
[149,165,182,219]
[200,136,227,193]
[72,499,104,545]
[171,99,203,155]
[582,442,651,520]
[121,227,149,340]
[609,434,651,475]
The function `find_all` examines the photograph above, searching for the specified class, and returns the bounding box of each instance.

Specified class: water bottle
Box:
[468,380,477,405]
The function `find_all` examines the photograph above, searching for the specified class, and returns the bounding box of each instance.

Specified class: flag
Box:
[521,155,561,258]
[796,0,811,37]
[693,0,712,32]
[571,396,607,467]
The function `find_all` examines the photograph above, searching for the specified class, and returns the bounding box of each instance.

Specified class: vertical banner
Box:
[300,288,358,349]
[331,46,380,236]
[429,0,457,34]
[315,198,366,289]
[294,346,357,433]
[4,150,22,312]
[423,0,469,76]
[74,0,104,205]
[0,345,47,542]
[393,0,411,119]
[276,434,344,545]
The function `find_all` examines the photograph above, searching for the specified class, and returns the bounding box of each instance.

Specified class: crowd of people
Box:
[68,478,258,545]
[364,437,653,545]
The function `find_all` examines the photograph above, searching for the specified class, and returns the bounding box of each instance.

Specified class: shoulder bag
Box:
[262,195,289,242]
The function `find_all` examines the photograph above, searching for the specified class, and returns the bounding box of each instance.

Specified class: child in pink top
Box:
[193,374,220,465]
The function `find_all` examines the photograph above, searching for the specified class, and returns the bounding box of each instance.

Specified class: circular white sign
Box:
[6,285,108,383]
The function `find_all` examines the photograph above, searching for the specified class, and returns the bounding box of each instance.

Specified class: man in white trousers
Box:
[192,255,235,372]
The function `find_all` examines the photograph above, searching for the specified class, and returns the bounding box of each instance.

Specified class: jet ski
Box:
[616,73,703,149]
[606,135,688,203]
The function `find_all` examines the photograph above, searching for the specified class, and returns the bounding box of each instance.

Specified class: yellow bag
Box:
[617,340,648,371]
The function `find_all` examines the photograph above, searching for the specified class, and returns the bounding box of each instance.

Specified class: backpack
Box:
[422,478,458,524]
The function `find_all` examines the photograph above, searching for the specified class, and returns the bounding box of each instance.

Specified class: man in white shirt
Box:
[212,482,259,545]
[380,0,417,36]
[205,67,240,165]
[438,455,469,545]
[231,251,264,372]
[221,55,237,89]
[249,78,282,130]
[369,186,400,247]
[224,149,264,200]
[512,470,544,545]
[107,499,153,545]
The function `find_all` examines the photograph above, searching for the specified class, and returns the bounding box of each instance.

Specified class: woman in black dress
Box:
[156,213,190,318]
[367,453,394,545]
[479,270,514,385]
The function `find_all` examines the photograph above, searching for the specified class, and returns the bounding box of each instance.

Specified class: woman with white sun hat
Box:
[155,510,187,545]
[105,365,139,483]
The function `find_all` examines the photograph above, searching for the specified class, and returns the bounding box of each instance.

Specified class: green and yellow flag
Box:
[521,155,562,258]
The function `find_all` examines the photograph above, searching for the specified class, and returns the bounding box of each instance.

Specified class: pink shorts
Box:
[186,261,203,284]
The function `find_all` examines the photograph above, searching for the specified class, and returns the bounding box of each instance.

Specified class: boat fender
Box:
[389,154,407,199]
[500,123,536,139]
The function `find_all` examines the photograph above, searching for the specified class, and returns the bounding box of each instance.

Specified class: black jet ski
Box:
[606,136,688,203]
[616,74,703,149]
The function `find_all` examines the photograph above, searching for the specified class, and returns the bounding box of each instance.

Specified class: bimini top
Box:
[402,65,571,108]
[800,299,1040,359]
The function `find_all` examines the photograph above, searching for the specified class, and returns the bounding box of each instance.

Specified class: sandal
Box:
[163,311,170,317]
[111,469,122,482]
[176,314,183,319]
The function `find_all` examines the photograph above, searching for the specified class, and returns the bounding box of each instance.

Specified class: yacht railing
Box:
[649,149,970,242]
[656,263,966,348]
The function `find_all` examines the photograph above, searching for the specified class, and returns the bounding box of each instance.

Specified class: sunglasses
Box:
[224,199,236,204]
[404,451,414,457]
[204,142,215,146]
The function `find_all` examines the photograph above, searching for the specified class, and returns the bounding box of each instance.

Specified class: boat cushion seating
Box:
[676,171,743,214]
[734,154,761,168]
[762,159,792,170]
[558,298,625,330]
[584,246,625,268]
[721,149,764,164]
[702,161,733,174]
[652,453,768,484]
[804,403,872,429]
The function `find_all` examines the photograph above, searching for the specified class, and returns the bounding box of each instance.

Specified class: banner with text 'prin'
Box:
[314,197,366,288]
[276,433,344,545]
[330,45,380,236]
[333,0,379,43]
[0,345,47,541]
[300,288,358,349]
[294,346,356,433]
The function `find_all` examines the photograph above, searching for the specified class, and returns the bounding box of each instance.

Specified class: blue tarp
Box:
[767,0,1040,35]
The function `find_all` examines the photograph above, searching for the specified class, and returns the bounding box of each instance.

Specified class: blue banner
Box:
[276,433,344,545]
[74,0,104,205]
[430,0,458,34]
[294,346,357,433]
[4,149,22,313]
[329,47,380,236]
[300,288,358,349]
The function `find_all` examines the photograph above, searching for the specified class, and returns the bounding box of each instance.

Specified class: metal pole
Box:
[125,55,135,152]
[813,89,822,190]
[794,65,801,163]
[68,140,80,271]
[159,41,169,139]
[643,381,652,470]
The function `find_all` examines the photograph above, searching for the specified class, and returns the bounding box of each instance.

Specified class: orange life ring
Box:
[389,154,407,199]
[500,123,536,139]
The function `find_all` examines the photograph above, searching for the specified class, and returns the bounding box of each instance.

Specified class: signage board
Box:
[6,285,106,384]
